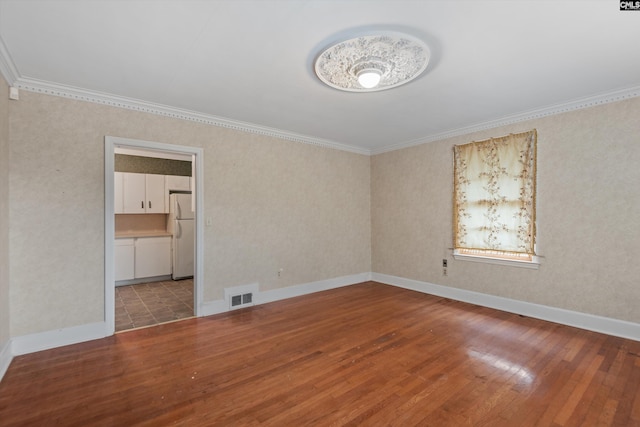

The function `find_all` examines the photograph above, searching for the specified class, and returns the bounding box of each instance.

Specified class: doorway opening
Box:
[104,137,204,335]
[115,279,194,331]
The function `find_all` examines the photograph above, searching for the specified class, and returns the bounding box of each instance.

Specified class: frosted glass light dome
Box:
[357,69,382,89]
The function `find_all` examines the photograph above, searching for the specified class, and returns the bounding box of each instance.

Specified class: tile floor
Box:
[115,279,194,332]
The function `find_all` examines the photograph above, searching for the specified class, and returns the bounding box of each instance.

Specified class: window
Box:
[453,129,539,268]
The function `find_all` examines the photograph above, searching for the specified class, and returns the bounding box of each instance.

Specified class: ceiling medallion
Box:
[314,32,430,92]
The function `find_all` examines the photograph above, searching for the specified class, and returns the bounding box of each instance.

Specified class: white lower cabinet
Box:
[114,238,135,281]
[134,236,172,278]
[115,236,171,282]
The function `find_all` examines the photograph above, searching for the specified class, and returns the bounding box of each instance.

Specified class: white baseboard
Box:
[10,321,109,356]
[373,272,640,342]
[199,272,372,317]
[2,272,372,370]
[0,338,12,381]
[257,272,371,305]
[199,299,229,317]
[2,271,637,384]
[115,275,172,287]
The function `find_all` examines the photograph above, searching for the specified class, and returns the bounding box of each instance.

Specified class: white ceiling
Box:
[1,0,639,154]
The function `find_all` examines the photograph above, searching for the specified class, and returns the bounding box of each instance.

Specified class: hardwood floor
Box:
[1,281,639,426]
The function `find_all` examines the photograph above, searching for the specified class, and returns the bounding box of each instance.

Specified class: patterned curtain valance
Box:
[453,129,537,258]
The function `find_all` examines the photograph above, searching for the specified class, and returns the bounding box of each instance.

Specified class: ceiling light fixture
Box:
[314,32,430,92]
[357,69,382,89]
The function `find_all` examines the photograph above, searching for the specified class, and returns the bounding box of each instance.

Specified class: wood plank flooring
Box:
[1,281,639,426]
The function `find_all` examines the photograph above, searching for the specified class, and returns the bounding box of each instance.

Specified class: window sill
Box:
[453,251,541,269]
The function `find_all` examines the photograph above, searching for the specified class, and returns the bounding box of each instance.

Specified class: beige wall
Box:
[0,77,9,348]
[8,91,371,336]
[5,86,640,338]
[372,97,640,324]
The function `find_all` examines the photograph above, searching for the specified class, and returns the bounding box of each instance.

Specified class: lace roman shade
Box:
[453,129,537,260]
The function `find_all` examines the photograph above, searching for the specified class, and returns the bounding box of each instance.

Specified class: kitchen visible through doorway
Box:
[115,279,193,332]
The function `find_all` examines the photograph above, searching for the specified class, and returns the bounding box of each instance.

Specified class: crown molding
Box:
[10,76,640,158]
[370,85,640,155]
[11,76,371,156]
[2,32,638,158]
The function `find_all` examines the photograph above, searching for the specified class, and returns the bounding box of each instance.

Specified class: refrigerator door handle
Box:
[177,221,182,238]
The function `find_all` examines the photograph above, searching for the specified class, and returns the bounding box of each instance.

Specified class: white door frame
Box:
[104,136,204,335]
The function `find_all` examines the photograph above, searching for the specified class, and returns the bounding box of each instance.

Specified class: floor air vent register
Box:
[231,292,253,308]
[225,283,258,310]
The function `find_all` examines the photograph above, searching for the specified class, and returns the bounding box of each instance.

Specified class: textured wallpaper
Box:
[372,97,640,323]
[6,86,640,337]
[0,77,10,347]
[7,91,371,336]
[115,154,191,176]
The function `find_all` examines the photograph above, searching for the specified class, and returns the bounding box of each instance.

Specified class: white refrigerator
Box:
[168,193,194,279]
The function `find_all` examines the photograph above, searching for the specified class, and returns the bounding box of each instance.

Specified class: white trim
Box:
[104,142,115,334]
[0,28,638,157]
[1,273,370,380]
[372,272,640,342]
[14,77,369,156]
[199,299,229,317]
[115,147,192,162]
[115,275,173,287]
[104,136,205,333]
[11,322,109,356]
[0,338,12,382]
[3,269,638,377]
[370,85,640,155]
[257,272,371,305]
[2,74,637,158]
[199,272,372,317]
[453,251,541,269]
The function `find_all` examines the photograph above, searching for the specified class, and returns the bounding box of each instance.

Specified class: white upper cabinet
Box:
[145,174,166,213]
[122,172,146,213]
[117,172,167,214]
[115,173,189,214]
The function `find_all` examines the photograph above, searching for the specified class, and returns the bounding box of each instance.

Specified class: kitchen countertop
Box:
[115,231,172,238]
